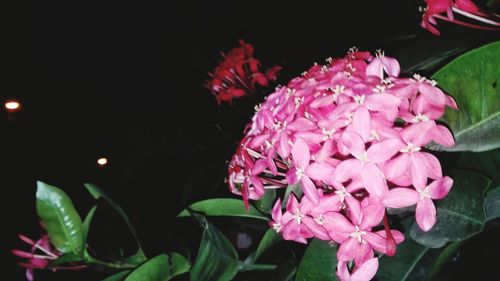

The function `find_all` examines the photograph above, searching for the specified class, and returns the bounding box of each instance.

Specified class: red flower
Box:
[206,40,281,105]
[420,0,499,36]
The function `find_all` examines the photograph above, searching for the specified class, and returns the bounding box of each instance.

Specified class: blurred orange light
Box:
[5,99,21,112]
[97,157,108,166]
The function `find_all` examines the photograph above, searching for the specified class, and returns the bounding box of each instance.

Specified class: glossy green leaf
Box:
[457,148,500,184]
[102,253,189,281]
[124,252,150,266]
[410,170,490,248]
[485,184,500,221]
[177,198,268,221]
[426,241,463,281]
[190,212,240,281]
[429,41,500,152]
[272,258,298,281]
[169,252,191,278]
[378,237,435,281]
[82,206,97,249]
[102,270,131,281]
[252,228,282,262]
[254,189,276,214]
[377,236,462,281]
[48,252,83,267]
[125,254,170,281]
[457,148,500,221]
[36,181,84,254]
[295,239,338,281]
[84,183,145,258]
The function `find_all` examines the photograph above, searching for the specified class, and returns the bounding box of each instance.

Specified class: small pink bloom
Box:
[383,176,454,231]
[12,230,85,281]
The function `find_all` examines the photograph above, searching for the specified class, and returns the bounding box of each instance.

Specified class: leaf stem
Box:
[239,263,277,272]
[86,256,138,269]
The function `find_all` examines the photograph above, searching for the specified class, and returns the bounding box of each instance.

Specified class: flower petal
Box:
[341,131,366,159]
[334,159,362,183]
[433,124,455,147]
[382,188,419,208]
[301,176,320,206]
[306,162,335,182]
[350,257,379,281]
[416,198,437,232]
[367,138,404,164]
[353,107,372,142]
[337,237,358,261]
[428,176,453,200]
[292,138,311,169]
[361,163,388,198]
[360,201,385,230]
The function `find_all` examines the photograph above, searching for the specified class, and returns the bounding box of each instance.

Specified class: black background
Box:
[1,0,499,280]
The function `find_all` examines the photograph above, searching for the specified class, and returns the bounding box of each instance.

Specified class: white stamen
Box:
[350,226,367,243]
[354,95,365,106]
[411,113,430,123]
[272,223,282,233]
[400,142,421,153]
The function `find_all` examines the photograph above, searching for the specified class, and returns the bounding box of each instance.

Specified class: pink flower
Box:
[226,48,458,279]
[12,231,85,281]
[280,194,314,244]
[286,138,335,205]
[366,50,400,79]
[337,258,379,281]
[383,176,454,231]
[334,131,404,198]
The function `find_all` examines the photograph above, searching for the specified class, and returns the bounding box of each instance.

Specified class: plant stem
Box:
[86,256,138,270]
[239,263,277,272]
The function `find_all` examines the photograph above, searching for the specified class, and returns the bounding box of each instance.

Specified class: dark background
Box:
[1,0,499,280]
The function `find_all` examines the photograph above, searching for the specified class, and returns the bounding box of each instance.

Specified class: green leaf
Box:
[281,184,302,209]
[252,228,282,262]
[457,148,500,184]
[410,170,490,248]
[82,206,97,249]
[102,270,131,281]
[102,253,189,281]
[429,41,500,152]
[485,184,500,221]
[36,181,84,254]
[426,241,463,281]
[84,183,145,257]
[457,148,500,221]
[272,258,298,281]
[125,254,170,281]
[254,189,276,214]
[190,212,240,281]
[48,252,83,267]
[377,237,462,281]
[295,239,338,281]
[177,198,268,221]
[377,236,435,281]
[169,252,191,278]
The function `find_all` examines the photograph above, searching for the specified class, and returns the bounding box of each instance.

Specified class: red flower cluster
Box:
[206,40,281,105]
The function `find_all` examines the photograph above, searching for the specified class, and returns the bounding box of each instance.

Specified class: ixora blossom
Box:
[12,231,85,281]
[206,40,281,105]
[227,48,457,280]
[420,0,500,35]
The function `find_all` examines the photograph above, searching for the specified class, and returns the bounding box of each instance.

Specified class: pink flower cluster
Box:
[228,48,457,280]
[420,0,500,35]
